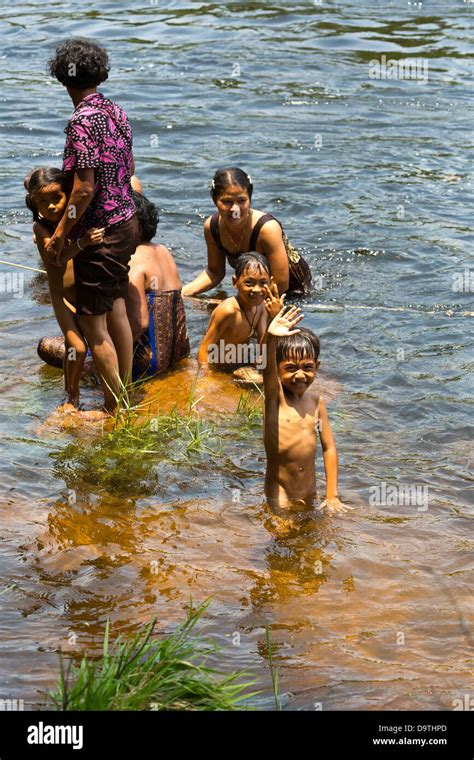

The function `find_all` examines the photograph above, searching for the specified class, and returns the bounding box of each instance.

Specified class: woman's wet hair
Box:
[276,328,321,365]
[132,190,159,242]
[210,167,253,202]
[48,38,110,88]
[234,252,270,279]
[25,167,67,224]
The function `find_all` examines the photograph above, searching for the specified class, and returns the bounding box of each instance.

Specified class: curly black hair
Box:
[132,190,159,243]
[48,38,110,88]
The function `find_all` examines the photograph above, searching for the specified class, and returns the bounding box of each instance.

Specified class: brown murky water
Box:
[0,1,472,711]
[1,350,472,710]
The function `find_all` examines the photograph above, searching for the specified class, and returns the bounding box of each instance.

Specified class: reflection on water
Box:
[0,0,472,710]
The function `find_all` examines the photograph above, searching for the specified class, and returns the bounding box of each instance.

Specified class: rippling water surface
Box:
[0,1,472,710]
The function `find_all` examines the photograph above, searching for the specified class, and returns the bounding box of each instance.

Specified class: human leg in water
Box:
[76,312,122,413]
[106,296,133,385]
[63,328,87,407]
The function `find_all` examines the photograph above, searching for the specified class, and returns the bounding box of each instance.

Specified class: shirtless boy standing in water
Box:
[262,303,351,513]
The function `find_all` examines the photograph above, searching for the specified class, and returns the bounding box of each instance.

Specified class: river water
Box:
[0,1,472,710]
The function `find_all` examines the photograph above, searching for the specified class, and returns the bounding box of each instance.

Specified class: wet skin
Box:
[197,265,275,366]
[182,182,290,296]
[264,355,321,507]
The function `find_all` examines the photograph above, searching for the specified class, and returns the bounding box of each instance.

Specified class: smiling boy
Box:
[263,304,351,513]
[197,252,282,378]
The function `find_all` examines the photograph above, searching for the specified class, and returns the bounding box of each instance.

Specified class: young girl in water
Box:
[37,189,190,384]
[25,167,105,407]
[182,167,312,298]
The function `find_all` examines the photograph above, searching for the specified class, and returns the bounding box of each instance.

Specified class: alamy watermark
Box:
[452,694,474,710]
[207,340,267,369]
[369,481,429,511]
[369,55,429,85]
[0,698,24,710]
[0,271,24,299]
[27,722,83,750]
[452,269,473,293]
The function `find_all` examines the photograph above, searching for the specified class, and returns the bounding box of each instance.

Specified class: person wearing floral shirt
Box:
[45,38,139,413]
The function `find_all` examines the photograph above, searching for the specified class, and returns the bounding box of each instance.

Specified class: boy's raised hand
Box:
[263,278,285,320]
[267,304,304,337]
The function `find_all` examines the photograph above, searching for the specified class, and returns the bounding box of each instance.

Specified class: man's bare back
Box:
[130,242,182,292]
[127,242,182,340]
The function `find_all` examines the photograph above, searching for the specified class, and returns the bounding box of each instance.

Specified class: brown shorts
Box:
[73,214,140,316]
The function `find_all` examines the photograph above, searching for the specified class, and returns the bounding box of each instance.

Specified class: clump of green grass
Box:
[106,371,220,456]
[234,388,263,435]
[265,625,282,711]
[107,371,138,434]
[46,601,259,711]
[52,375,222,494]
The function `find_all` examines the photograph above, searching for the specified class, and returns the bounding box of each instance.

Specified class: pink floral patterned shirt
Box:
[62,92,135,240]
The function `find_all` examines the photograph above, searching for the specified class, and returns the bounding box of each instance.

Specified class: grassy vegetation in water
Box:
[235,388,263,430]
[46,601,259,711]
[265,625,282,711]
[44,381,277,710]
[51,375,222,495]
[52,375,266,495]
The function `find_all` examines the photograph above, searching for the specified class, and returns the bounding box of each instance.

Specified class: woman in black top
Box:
[182,168,312,298]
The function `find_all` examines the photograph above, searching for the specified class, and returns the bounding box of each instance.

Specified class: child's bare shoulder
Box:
[315,391,329,416]
[300,384,322,413]
[151,241,171,256]
[214,296,239,317]
[33,220,51,239]
[206,297,239,329]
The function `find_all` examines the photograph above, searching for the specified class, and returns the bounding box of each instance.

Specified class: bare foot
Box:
[36,404,110,435]
[74,409,110,421]
[57,402,77,414]
[232,367,264,387]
